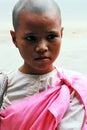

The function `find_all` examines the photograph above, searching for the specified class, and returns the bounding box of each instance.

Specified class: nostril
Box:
[36,48,48,54]
[35,44,48,53]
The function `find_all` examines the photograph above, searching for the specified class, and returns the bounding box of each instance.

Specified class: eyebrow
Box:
[24,32,37,36]
[47,30,59,33]
[23,29,59,37]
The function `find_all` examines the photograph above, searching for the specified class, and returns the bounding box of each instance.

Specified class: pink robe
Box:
[0,68,87,130]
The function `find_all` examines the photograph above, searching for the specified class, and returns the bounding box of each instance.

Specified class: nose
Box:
[35,40,48,53]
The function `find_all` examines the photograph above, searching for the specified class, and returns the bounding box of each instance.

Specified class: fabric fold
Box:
[0,82,70,130]
[0,68,87,130]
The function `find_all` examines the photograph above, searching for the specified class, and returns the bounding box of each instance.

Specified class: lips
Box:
[35,56,49,60]
[35,56,50,60]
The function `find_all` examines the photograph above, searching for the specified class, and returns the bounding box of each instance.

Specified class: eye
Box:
[47,34,57,41]
[24,35,37,42]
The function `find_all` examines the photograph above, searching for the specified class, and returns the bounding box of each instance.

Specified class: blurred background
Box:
[0,0,87,74]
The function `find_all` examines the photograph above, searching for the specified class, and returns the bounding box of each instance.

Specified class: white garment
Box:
[2,69,59,108]
[1,69,84,129]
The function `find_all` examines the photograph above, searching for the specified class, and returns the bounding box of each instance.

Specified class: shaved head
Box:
[12,0,61,31]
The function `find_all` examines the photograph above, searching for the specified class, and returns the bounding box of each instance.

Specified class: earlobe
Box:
[61,27,64,37]
[10,30,18,47]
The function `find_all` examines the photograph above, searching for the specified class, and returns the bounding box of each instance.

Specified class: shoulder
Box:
[63,69,87,85]
[59,68,87,98]
[0,71,8,103]
[7,69,25,81]
[57,67,87,80]
[7,69,33,87]
[56,67,87,90]
[0,71,8,88]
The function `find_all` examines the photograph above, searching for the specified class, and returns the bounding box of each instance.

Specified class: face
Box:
[10,11,63,74]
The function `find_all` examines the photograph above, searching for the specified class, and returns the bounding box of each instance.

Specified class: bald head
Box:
[12,0,61,31]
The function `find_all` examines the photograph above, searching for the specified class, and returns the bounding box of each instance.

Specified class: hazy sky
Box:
[0,0,87,27]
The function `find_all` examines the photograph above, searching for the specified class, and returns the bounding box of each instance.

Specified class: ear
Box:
[61,27,64,38]
[10,30,18,48]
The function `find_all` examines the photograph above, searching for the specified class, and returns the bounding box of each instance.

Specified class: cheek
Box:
[54,46,61,56]
[52,41,61,53]
[51,42,61,59]
[18,46,31,58]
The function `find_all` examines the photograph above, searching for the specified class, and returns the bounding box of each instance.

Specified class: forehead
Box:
[18,11,61,29]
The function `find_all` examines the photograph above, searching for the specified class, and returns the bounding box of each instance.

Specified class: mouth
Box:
[34,56,50,62]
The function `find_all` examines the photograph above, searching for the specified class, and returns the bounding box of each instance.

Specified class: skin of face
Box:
[10,11,63,74]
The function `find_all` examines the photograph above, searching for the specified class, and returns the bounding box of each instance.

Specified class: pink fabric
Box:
[0,68,87,130]
[59,69,87,130]
[0,84,70,130]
